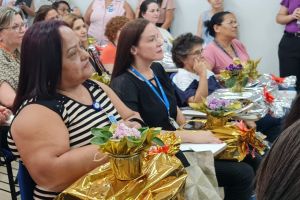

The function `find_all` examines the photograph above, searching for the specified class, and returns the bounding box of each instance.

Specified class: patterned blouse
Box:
[0,48,20,91]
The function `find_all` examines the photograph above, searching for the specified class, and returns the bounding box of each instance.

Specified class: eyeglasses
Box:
[187,48,203,56]
[1,22,27,32]
[221,20,239,26]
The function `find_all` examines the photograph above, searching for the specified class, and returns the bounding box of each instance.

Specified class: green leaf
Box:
[225,76,236,88]
[152,137,164,146]
[242,77,248,87]
[91,136,109,145]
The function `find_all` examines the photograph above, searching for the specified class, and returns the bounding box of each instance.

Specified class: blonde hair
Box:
[0,7,23,31]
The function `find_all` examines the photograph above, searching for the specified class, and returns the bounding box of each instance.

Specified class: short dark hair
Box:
[138,0,159,18]
[111,18,150,79]
[171,33,204,68]
[33,5,56,24]
[52,1,71,10]
[13,20,67,113]
[256,118,300,200]
[204,11,231,37]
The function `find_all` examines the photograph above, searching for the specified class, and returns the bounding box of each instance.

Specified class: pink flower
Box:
[112,123,141,139]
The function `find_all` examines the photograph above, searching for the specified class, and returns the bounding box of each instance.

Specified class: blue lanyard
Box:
[130,66,170,116]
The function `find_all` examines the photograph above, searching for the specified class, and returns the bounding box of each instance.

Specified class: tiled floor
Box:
[0,161,19,200]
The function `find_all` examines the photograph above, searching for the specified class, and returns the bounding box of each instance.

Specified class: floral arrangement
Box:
[220,58,261,92]
[91,123,164,155]
[190,97,242,118]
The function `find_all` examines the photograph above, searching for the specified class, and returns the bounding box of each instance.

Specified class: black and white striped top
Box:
[7,80,122,199]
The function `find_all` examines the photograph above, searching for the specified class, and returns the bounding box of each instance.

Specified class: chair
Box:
[0,126,18,200]
[18,161,35,200]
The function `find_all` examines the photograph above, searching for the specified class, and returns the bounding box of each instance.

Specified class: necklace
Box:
[214,39,239,59]
[0,43,18,60]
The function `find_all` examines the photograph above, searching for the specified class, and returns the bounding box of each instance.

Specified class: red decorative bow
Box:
[271,74,285,84]
[148,145,170,155]
[263,87,275,104]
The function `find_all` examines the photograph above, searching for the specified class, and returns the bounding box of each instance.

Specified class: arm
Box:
[0,106,11,124]
[196,15,203,37]
[175,129,222,144]
[0,82,16,108]
[176,106,186,126]
[11,104,105,192]
[19,2,35,17]
[276,6,300,25]
[84,0,94,25]
[98,82,142,126]
[161,9,174,29]
[124,1,134,20]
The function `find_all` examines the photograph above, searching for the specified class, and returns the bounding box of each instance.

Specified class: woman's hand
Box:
[291,8,300,20]
[122,120,142,129]
[193,57,207,77]
[0,106,11,124]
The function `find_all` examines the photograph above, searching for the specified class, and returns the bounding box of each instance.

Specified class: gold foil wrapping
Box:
[182,119,267,162]
[55,154,187,200]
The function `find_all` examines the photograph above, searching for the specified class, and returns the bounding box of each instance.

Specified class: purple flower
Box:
[225,64,243,71]
[207,98,230,110]
[112,123,141,139]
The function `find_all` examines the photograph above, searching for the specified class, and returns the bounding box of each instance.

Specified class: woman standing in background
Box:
[84,0,134,46]
[276,0,300,92]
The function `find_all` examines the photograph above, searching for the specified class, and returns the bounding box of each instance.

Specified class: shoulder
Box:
[232,39,244,46]
[203,42,218,58]
[110,72,136,92]
[172,69,199,91]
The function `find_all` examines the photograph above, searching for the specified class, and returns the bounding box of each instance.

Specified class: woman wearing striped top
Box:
[7,20,142,199]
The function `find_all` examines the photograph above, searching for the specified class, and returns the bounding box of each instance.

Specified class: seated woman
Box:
[8,20,143,199]
[0,7,26,108]
[203,11,249,74]
[33,5,59,23]
[203,11,282,142]
[110,18,258,200]
[52,0,71,18]
[171,33,221,106]
[256,118,300,200]
[63,14,88,49]
[100,16,129,74]
[139,0,176,69]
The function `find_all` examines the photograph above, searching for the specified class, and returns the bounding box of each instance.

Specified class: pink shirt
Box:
[138,0,175,24]
[88,0,125,45]
[203,39,250,74]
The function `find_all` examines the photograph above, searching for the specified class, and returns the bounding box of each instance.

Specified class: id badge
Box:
[169,117,180,129]
[108,115,117,124]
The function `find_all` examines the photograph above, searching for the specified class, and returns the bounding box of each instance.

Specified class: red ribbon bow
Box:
[271,74,285,84]
[263,87,275,104]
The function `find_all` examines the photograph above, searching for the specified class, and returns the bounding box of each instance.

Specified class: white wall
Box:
[71,0,284,75]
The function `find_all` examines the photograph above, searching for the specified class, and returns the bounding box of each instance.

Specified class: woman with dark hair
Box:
[139,0,176,69]
[203,11,249,74]
[256,118,300,200]
[33,4,59,23]
[0,7,26,108]
[136,0,175,30]
[52,0,71,18]
[7,20,142,199]
[111,19,256,200]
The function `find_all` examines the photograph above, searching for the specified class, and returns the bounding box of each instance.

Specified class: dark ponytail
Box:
[205,11,231,37]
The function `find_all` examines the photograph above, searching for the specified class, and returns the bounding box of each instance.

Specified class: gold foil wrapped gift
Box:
[55,153,187,200]
[211,121,267,161]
